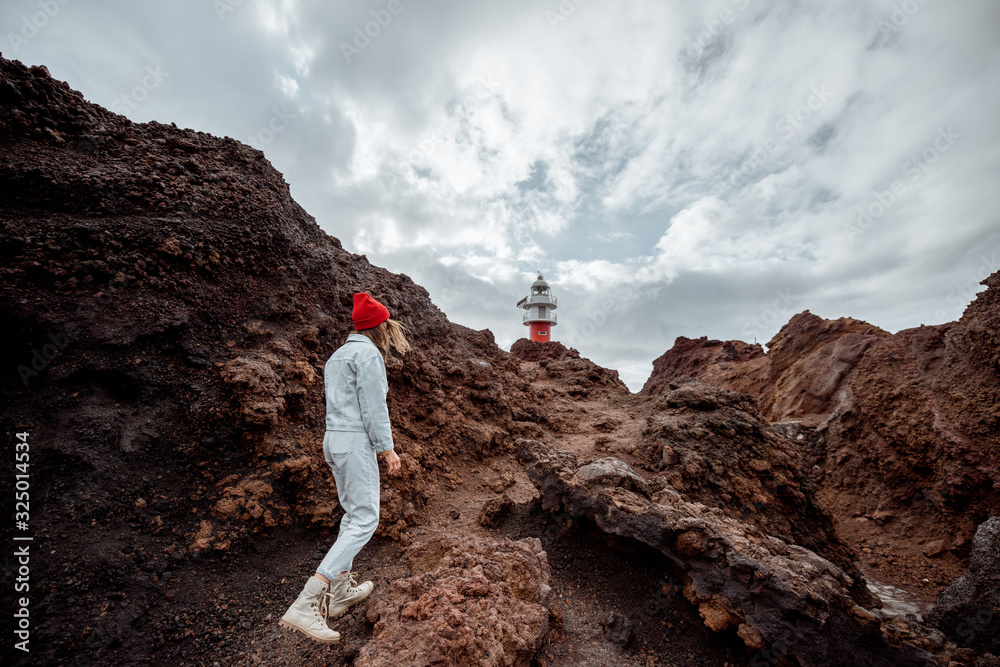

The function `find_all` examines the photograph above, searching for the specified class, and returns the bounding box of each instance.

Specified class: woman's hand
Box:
[383,450,401,475]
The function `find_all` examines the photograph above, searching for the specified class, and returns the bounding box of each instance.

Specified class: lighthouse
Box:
[516,274,558,342]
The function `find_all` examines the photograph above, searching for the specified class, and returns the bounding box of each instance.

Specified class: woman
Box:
[279,292,410,644]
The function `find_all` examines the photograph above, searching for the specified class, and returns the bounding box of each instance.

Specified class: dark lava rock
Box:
[521,433,943,666]
[602,610,633,647]
[927,517,1000,655]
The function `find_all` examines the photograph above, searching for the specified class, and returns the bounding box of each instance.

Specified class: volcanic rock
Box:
[641,336,770,401]
[4,52,987,666]
[640,313,889,426]
[515,344,629,400]
[640,285,1000,561]
[601,610,633,647]
[478,494,515,528]
[521,437,943,666]
[0,53,545,541]
[763,312,889,423]
[0,55,541,665]
[509,338,580,362]
[359,531,551,667]
[927,517,1000,655]
[824,276,1000,534]
[633,380,869,589]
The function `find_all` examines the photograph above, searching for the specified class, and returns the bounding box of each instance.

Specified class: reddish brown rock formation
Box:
[0,54,546,537]
[763,312,891,423]
[0,56,540,665]
[4,55,991,665]
[641,313,890,426]
[819,276,1000,572]
[520,393,948,667]
[640,336,770,402]
[641,293,1000,533]
[640,280,1000,640]
[359,532,551,666]
[509,337,580,362]
[574,380,875,607]
[511,337,628,400]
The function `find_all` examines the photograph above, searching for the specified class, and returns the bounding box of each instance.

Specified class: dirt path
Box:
[286,359,750,667]
[163,358,956,666]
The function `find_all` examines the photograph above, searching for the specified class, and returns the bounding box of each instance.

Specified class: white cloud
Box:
[7,0,999,391]
[274,72,298,99]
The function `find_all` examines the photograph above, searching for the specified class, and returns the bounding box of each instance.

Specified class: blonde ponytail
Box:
[357,319,411,361]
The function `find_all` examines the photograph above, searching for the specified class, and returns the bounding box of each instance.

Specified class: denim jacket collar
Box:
[346,332,376,347]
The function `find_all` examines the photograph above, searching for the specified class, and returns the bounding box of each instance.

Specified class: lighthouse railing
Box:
[523,311,557,323]
[524,294,557,306]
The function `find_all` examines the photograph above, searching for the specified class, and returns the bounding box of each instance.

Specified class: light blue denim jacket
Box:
[324,333,394,453]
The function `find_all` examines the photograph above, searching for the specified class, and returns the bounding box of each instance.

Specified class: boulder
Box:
[359,532,551,667]
[927,517,1000,655]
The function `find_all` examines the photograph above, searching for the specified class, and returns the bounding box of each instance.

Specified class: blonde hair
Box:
[356,318,411,361]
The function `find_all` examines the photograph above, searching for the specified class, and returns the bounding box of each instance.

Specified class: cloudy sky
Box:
[4,0,999,390]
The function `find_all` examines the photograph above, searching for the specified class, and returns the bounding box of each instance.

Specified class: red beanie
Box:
[353,292,390,330]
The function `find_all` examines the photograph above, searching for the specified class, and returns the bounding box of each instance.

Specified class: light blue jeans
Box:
[316,430,381,580]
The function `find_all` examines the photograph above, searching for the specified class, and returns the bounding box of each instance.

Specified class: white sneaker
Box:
[278,576,341,644]
[323,572,374,620]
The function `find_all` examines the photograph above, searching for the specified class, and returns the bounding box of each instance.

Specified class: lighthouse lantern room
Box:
[516,274,558,342]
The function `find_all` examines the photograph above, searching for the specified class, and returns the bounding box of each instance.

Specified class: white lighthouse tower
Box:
[516,274,558,342]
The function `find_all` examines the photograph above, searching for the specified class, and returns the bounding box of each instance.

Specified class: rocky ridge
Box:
[2,55,997,665]
[1,55,541,665]
[521,438,943,667]
[641,293,1000,600]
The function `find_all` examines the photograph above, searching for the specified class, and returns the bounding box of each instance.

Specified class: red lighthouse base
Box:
[528,322,552,342]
